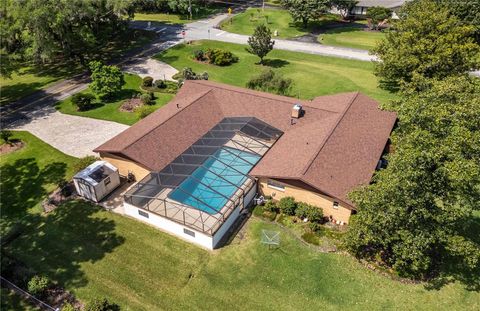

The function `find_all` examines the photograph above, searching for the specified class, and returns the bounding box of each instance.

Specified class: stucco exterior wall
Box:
[99,152,150,181]
[258,178,352,224]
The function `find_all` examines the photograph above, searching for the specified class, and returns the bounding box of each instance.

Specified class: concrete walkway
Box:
[12,106,128,157]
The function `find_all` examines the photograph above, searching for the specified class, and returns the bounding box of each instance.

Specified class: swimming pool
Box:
[168,147,261,214]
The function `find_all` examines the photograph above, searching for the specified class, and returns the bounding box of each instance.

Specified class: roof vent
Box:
[291,104,303,119]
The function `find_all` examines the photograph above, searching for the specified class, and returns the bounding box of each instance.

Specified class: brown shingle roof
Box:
[95,80,396,208]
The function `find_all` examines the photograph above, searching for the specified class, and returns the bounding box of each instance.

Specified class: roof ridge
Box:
[300,92,360,176]
[190,80,307,106]
[121,87,214,152]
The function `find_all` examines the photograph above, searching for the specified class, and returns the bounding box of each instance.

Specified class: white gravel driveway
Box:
[12,107,128,158]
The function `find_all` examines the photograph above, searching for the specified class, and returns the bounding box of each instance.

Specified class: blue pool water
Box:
[168,147,261,214]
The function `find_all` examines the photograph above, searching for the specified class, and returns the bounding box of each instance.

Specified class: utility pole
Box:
[188,0,192,20]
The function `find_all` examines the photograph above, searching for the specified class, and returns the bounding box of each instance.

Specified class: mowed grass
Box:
[133,5,225,24]
[155,40,396,104]
[0,131,79,234]
[0,29,156,106]
[319,28,386,50]
[1,131,478,310]
[56,73,174,125]
[221,8,338,39]
[5,201,479,311]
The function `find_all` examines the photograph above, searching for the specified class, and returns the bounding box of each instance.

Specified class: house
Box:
[94,80,396,249]
[349,0,407,19]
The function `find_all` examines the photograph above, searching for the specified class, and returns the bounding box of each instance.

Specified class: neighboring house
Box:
[349,0,408,19]
[94,80,396,249]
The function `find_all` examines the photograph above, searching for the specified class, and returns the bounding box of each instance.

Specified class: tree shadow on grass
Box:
[4,200,125,290]
[263,59,290,68]
[0,158,68,224]
[425,216,480,292]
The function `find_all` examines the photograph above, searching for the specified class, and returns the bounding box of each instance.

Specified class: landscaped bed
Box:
[155,40,396,103]
[56,73,174,125]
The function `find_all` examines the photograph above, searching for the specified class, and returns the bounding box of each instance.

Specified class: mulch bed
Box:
[0,140,24,155]
[42,182,76,213]
[119,98,143,112]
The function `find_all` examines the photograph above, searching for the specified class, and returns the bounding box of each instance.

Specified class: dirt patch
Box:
[42,183,76,213]
[119,98,143,112]
[0,140,24,155]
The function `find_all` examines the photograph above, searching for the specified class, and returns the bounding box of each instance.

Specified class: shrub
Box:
[246,69,293,95]
[0,130,13,144]
[301,232,320,245]
[308,222,322,233]
[71,93,95,111]
[142,76,154,87]
[263,200,278,212]
[27,275,50,297]
[85,298,120,311]
[193,49,205,61]
[253,205,264,217]
[73,155,99,172]
[173,67,209,82]
[61,303,77,311]
[277,196,297,215]
[140,93,153,105]
[136,105,156,119]
[295,202,323,223]
[206,48,238,66]
[154,79,166,88]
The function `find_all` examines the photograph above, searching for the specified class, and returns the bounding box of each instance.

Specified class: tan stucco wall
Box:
[258,178,352,224]
[99,152,150,181]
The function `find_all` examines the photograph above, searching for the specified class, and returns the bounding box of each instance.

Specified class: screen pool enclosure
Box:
[124,117,283,239]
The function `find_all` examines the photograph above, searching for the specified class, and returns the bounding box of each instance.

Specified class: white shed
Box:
[73,161,121,202]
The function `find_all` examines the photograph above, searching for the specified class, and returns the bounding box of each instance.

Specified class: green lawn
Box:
[319,27,386,51]
[0,29,156,106]
[0,131,79,235]
[221,8,338,39]
[3,200,479,310]
[1,128,478,310]
[134,5,225,24]
[56,73,174,125]
[155,40,396,104]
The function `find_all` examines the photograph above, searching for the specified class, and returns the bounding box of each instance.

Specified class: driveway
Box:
[11,107,129,158]
[123,57,178,81]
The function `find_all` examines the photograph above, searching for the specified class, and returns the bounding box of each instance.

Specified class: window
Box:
[267,180,285,192]
[104,177,111,186]
[138,209,149,218]
[333,201,339,209]
[184,228,195,237]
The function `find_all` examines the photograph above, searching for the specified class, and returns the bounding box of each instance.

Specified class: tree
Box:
[346,76,480,280]
[281,0,330,29]
[0,0,135,76]
[246,25,275,64]
[372,0,480,91]
[331,0,358,20]
[437,0,480,43]
[366,6,391,30]
[85,297,120,311]
[88,61,124,99]
[0,130,13,144]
